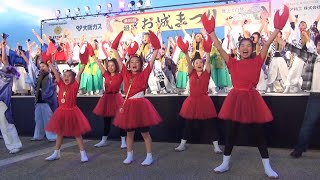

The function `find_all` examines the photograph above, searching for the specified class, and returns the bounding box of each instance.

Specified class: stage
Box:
[11,92,320,149]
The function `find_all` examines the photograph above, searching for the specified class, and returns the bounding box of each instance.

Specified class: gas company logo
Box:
[54,26,62,35]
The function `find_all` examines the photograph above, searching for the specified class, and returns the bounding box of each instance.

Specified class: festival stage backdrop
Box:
[1,0,319,48]
[42,1,271,45]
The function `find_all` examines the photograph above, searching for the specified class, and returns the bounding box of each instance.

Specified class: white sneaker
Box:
[151,91,158,95]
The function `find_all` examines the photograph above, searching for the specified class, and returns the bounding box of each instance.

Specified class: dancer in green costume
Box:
[176,52,189,89]
[79,43,103,95]
[210,46,232,90]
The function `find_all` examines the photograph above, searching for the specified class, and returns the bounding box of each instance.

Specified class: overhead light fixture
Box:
[107,3,113,12]
[119,1,125,11]
[84,6,90,15]
[96,5,101,14]
[145,0,151,7]
[65,9,71,17]
[137,0,143,8]
[128,1,135,9]
[75,8,80,16]
[55,10,61,18]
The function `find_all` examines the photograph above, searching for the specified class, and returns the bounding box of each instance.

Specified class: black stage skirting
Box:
[11,94,320,149]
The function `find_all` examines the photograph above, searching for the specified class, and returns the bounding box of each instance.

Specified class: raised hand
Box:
[127,41,139,57]
[201,12,215,34]
[274,5,289,30]
[149,30,161,50]
[79,43,94,65]
[177,36,189,54]
[111,31,123,50]
[203,36,213,53]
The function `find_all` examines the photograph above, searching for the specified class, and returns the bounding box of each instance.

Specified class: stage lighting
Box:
[145,0,151,7]
[128,1,135,9]
[55,10,61,18]
[84,6,90,15]
[137,0,143,8]
[107,3,113,12]
[75,8,80,16]
[96,5,101,14]
[119,1,125,11]
[65,9,71,17]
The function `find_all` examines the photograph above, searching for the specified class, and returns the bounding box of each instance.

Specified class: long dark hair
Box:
[106,58,120,74]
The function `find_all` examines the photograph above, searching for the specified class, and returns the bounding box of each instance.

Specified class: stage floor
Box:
[10,92,319,149]
[0,137,319,180]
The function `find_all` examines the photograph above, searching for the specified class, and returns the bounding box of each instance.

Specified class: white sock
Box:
[213,141,222,153]
[123,151,134,164]
[120,136,127,149]
[45,149,60,161]
[80,150,88,162]
[214,155,230,173]
[262,159,278,178]
[175,139,187,151]
[94,136,108,147]
[141,153,153,166]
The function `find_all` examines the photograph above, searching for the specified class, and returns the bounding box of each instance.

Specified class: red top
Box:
[121,63,152,98]
[226,55,264,90]
[189,69,210,97]
[54,51,67,61]
[57,79,79,108]
[103,72,123,94]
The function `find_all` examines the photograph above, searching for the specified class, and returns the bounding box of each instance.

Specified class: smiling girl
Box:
[111,31,162,166]
[45,42,93,162]
[202,6,289,178]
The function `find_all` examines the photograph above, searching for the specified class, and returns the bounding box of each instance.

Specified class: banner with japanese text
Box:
[107,1,270,34]
[42,1,271,43]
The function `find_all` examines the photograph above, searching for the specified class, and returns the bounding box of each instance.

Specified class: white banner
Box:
[271,0,320,30]
[42,16,108,42]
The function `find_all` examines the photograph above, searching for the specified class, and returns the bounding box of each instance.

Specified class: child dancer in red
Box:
[93,57,127,148]
[45,42,93,162]
[202,6,289,178]
[112,31,161,166]
[174,36,221,153]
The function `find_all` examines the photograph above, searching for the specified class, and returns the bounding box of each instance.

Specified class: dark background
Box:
[12,95,320,149]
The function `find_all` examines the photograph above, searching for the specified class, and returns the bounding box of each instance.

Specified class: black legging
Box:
[182,119,219,142]
[224,120,269,158]
[104,117,126,137]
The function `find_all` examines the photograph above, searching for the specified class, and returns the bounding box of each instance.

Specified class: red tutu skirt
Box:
[113,98,162,129]
[93,93,124,117]
[218,89,273,123]
[179,95,217,120]
[46,106,91,137]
